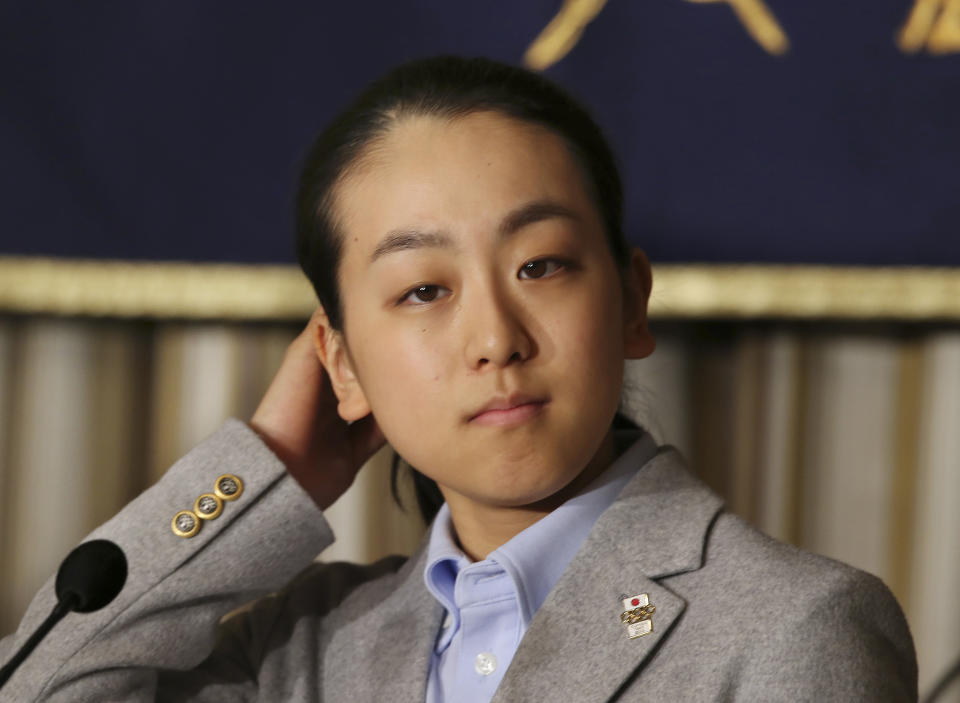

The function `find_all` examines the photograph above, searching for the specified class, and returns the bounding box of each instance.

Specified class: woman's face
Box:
[323,111,654,513]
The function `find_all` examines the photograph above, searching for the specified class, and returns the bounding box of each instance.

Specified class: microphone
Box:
[0,540,127,691]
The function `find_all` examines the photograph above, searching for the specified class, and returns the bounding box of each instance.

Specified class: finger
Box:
[288,309,324,357]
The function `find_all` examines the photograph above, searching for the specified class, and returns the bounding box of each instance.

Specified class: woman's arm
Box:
[0,310,385,702]
[0,420,330,702]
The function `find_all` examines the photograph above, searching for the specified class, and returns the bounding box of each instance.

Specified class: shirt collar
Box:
[423,425,658,627]
[423,502,470,618]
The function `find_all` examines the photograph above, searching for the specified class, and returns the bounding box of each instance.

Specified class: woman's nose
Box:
[463,287,534,370]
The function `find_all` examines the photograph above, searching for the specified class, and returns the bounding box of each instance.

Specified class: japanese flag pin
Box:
[619,593,655,639]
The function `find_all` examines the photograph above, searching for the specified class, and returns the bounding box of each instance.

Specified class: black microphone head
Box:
[55,540,127,613]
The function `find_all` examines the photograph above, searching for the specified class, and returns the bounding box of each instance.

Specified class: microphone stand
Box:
[0,593,79,688]
[0,539,126,693]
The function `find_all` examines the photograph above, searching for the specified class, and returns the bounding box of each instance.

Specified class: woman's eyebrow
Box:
[368,199,579,265]
[369,228,454,264]
[498,199,580,237]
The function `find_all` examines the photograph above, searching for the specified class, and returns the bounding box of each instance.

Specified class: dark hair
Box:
[295,55,631,526]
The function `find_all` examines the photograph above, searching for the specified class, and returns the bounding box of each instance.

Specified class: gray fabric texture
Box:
[0,420,917,702]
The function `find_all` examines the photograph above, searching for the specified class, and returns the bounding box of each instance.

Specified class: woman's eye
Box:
[398,260,566,305]
[399,284,449,305]
[518,259,565,280]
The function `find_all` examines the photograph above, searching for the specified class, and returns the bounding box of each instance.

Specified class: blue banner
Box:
[1,1,958,265]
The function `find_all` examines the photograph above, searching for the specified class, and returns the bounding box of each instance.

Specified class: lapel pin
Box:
[619,593,655,639]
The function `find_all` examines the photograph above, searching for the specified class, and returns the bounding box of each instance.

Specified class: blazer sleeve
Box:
[0,419,335,703]
[735,567,918,702]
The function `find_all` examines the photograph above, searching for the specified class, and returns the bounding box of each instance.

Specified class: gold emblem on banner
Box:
[525,0,960,65]
[524,0,608,70]
[684,0,789,55]
[524,0,789,68]
[898,0,960,54]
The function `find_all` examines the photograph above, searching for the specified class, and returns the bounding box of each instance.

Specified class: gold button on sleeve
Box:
[214,474,244,501]
[194,493,224,520]
[172,510,201,538]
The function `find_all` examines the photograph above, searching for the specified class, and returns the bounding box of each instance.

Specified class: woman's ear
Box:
[622,248,656,360]
[312,308,372,422]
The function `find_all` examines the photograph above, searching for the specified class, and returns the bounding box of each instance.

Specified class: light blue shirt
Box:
[423,427,658,703]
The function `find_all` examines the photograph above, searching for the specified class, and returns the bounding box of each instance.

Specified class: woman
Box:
[0,56,916,701]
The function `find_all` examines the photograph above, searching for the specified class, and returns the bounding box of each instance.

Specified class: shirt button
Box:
[474,652,497,676]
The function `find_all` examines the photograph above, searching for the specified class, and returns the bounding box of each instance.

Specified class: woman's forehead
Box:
[331,112,599,259]
[345,111,579,190]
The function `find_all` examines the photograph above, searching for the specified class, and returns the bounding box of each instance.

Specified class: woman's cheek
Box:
[559,299,609,353]
[371,326,445,391]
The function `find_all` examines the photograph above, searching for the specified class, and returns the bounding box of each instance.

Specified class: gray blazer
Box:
[0,420,917,702]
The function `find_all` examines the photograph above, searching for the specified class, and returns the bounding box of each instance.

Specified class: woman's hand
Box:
[249,309,386,511]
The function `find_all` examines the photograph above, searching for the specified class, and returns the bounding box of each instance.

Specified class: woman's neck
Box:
[442,430,618,561]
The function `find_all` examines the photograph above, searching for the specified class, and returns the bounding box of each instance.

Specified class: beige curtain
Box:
[1,315,957,700]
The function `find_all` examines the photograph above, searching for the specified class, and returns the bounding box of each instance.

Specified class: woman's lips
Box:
[469,400,548,427]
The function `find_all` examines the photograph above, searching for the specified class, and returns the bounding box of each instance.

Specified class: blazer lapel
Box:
[492,448,723,703]
[325,542,444,702]
[370,546,443,701]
